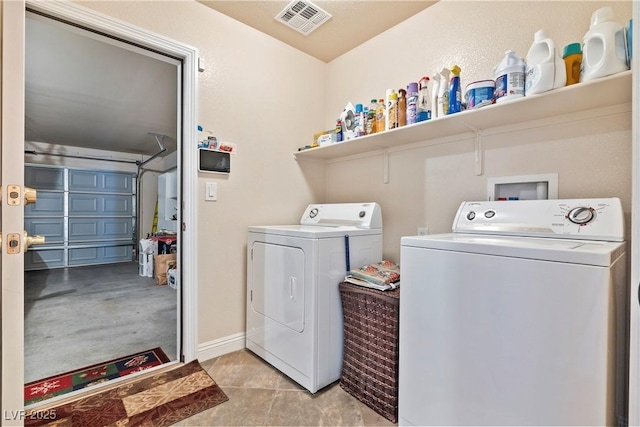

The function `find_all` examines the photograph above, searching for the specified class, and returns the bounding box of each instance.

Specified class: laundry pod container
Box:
[581,6,629,81]
[465,80,495,110]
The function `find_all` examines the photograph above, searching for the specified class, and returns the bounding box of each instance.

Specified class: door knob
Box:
[23,230,45,248]
[24,187,37,205]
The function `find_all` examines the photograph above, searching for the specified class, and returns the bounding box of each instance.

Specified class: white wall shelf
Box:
[294,70,632,161]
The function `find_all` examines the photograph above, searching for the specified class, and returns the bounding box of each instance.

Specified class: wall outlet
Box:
[418,227,429,235]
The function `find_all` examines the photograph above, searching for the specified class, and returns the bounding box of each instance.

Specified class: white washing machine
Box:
[399,198,628,426]
[246,202,383,393]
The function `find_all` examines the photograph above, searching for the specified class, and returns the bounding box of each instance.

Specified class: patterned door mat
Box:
[25,360,228,426]
[25,348,171,405]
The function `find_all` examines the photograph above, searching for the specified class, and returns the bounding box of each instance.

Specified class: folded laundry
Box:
[344,260,400,291]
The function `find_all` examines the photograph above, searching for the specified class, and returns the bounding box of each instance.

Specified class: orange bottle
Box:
[563,43,582,86]
[375,98,385,133]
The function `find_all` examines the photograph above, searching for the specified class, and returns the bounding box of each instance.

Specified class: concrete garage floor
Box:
[24,262,177,383]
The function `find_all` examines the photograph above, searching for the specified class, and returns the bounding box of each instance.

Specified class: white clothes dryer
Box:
[246,203,383,393]
[399,198,627,426]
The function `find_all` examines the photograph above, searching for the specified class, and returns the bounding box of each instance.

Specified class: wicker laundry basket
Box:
[339,282,400,423]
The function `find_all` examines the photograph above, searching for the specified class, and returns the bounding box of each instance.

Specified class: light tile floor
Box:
[174,349,397,426]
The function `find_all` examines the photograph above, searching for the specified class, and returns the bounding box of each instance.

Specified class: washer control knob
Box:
[359,210,366,218]
[484,210,496,219]
[567,207,595,225]
[309,208,319,218]
[466,211,476,221]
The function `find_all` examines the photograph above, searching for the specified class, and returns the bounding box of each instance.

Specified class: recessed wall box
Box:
[198,148,230,174]
[487,173,558,201]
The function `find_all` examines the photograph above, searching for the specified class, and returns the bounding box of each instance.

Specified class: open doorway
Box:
[23,9,181,398]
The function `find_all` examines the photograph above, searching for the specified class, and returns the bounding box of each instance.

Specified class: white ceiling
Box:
[197,0,438,63]
[24,2,437,158]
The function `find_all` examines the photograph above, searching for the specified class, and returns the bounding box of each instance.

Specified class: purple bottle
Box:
[406,82,419,125]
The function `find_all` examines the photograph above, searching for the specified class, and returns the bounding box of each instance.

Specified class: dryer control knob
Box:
[567,207,595,225]
[466,211,476,221]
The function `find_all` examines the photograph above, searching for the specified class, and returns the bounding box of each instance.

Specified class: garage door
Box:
[24,165,136,270]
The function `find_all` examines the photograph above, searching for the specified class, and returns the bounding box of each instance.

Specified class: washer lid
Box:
[401,233,625,266]
[248,224,381,238]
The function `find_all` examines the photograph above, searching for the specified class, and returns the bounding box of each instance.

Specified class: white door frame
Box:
[2,0,199,416]
[2,1,28,421]
[630,1,639,425]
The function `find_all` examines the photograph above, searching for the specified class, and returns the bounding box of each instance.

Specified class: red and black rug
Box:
[24,360,229,427]
[25,348,171,406]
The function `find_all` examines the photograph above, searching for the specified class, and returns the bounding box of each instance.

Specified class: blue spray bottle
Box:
[448,65,462,114]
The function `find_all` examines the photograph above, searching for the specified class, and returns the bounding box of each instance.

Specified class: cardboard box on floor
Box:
[155,254,176,285]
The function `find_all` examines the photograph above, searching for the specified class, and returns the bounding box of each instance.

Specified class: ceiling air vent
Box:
[275,0,332,36]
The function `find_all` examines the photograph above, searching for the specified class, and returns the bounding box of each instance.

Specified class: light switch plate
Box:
[205,182,217,201]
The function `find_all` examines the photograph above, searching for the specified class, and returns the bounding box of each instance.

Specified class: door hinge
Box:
[251,248,253,260]
[182,222,186,231]
[250,289,253,301]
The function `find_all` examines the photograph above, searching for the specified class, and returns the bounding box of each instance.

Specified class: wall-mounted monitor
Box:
[198,148,230,174]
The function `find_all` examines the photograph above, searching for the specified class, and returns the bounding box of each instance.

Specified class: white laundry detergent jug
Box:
[494,50,526,103]
[581,6,629,82]
[525,29,566,95]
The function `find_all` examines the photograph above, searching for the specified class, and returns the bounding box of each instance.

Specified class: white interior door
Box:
[1,0,199,416]
[1,0,27,421]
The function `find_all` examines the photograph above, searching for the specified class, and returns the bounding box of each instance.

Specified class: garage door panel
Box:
[25,165,136,270]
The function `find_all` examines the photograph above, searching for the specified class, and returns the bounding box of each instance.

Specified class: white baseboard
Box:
[197,332,246,362]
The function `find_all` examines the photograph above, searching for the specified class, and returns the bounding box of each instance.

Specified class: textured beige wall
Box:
[78,1,328,344]
[321,1,633,262]
[326,1,632,124]
[12,0,634,350]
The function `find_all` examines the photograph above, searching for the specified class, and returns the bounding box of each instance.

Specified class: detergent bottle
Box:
[416,77,431,122]
[436,67,450,117]
[563,43,583,85]
[355,103,365,136]
[525,29,566,95]
[387,91,398,130]
[398,89,407,127]
[581,6,629,81]
[367,99,377,134]
[448,65,462,114]
[385,89,395,131]
[431,73,441,119]
[375,98,386,133]
[494,50,526,103]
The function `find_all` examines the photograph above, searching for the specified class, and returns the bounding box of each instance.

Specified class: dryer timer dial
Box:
[567,206,595,225]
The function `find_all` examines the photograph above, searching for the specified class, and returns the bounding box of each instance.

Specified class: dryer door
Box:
[251,242,305,332]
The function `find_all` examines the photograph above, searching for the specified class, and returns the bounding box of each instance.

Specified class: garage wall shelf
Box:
[294,70,632,163]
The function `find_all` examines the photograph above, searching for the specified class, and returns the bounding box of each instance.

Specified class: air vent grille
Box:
[275,0,332,36]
